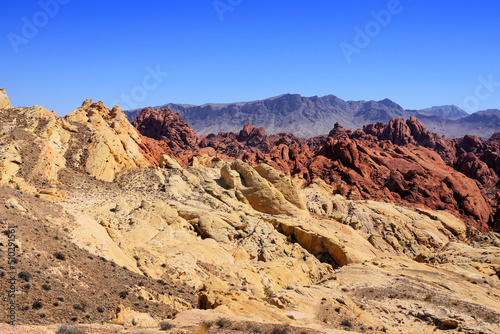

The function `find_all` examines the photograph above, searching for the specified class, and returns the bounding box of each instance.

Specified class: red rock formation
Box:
[198,122,325,161]
[133,107,198,157]
[133,108,499,232]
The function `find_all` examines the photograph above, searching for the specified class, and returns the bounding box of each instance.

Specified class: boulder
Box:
[160,154,182,170]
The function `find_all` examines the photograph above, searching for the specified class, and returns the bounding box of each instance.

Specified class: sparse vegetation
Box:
[216,318,232,328]
[159,320,173,330]
[42,283,51,291]
[270,325,292,334]
[119,290,129,299]
[341,319,352,327]
[18,271,32,282]
[73,302,86,311]
[56,325,86,334]
[32,300,43,310]
[54,252,66,260]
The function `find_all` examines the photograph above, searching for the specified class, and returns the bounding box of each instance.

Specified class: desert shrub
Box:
[97,305,105,313]
[56,325,86,334]
[216,318,232,328]
[249,328,263,333]
[54,252,66,260]
[159,320,173,330]
[341,319,352,327]
[73,302,86,311]
[18,271,32,282]
[119,291,129,299]
[200,321,212,329]
[270,325,292,334]
[32,301,43,310]
[42,284,51,291]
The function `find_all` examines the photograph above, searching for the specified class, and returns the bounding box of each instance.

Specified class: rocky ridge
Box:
[0,97,176,198]
[133,107,500,233]
[1,90,500,333]
[125,93,500,139]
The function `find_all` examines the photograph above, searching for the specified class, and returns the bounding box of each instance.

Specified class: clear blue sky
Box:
[1,0,499,115]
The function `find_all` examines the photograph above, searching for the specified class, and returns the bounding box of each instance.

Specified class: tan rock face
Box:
[0,100,180,195]
[225,160,309,217]
[61,163,498,333]
[0,88,11,108]
[64,101,152,181]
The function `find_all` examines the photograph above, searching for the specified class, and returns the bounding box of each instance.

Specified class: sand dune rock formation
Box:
[1,97,500,333]
[0,88,11,108]
[64,100,153,181]
[0,96,178,198]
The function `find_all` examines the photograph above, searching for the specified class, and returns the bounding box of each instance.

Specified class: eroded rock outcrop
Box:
[0,100,180,196]
[0,88,11,109]
[131,108,498,231]
[132,107,198,162]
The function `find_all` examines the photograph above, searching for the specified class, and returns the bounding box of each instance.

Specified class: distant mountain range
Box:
[124,94,500,139]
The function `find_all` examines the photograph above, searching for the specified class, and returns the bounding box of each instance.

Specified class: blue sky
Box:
[1,0,499,115]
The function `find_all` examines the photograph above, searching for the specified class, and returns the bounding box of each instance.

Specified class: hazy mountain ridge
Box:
[408,105,469,120]
[125,94,499,139]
